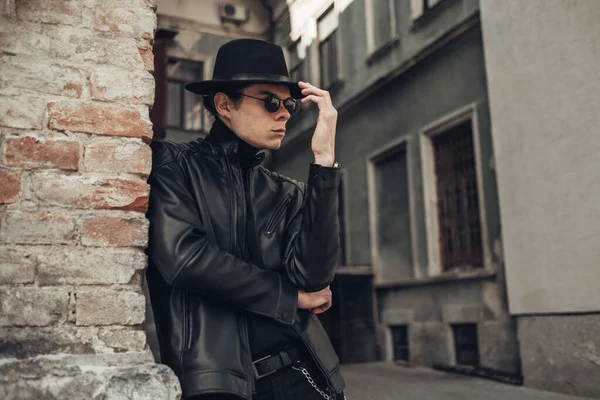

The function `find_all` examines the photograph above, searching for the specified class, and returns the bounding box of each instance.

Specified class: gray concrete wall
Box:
[517,314,600,398]
[480,0,600,315]
[272,5,516,372]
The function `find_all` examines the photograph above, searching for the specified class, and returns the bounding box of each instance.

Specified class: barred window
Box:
[432,121,483,272]
[391,325,409,361]
[165,59,205,133]
[452,324,479,366]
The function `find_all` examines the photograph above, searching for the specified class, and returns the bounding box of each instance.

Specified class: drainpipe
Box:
[260,0,275,42]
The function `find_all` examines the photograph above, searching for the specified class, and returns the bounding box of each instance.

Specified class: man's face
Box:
[228,84,293,150]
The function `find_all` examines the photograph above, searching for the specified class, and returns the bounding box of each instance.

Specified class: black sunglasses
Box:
[238,93,299,115]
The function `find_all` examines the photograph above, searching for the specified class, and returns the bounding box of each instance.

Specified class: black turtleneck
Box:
[204,118,302,360]
[205,118,261,172]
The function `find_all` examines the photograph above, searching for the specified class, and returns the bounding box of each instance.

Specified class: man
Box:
[146,39,345,399]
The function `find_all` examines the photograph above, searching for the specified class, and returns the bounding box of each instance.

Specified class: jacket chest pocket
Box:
[259,195,294,269]
[263,195,292,236]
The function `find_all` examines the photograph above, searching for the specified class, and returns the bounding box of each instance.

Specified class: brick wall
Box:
[0,0,180,397]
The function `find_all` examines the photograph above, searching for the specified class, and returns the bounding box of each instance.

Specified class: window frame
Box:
[164,57,206,133]
[364,0,399,61]
[419,104,492,277]
[367,136,418,285]
[317,4,342,90]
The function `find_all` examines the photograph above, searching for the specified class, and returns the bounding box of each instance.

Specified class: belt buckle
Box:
[252,354,277,380]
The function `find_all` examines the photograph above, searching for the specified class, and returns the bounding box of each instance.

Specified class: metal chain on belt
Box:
[292,366,348,400]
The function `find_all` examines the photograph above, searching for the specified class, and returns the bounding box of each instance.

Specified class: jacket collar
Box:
[203,119,265,167]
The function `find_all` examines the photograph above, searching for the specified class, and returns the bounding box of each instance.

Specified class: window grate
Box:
[165,58,205,133]
[391,325,409,361]
[452,324,479,366]
[432,121,483,271]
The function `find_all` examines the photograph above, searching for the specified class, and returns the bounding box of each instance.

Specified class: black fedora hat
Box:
[185,39,302,99]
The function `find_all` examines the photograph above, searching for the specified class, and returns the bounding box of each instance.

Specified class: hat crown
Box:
[212,39,290,80]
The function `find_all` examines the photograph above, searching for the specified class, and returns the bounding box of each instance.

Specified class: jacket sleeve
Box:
[283,163,341,292]
[146,158,298,325]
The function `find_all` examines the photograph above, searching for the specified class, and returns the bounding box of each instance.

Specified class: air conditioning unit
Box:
[219,3,250,24]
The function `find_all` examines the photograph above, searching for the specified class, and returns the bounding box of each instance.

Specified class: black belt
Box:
[252,347,306,380]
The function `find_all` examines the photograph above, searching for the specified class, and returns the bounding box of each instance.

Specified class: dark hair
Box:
[203,84,251,119]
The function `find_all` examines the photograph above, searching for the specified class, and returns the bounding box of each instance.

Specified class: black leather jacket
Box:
[145,138,345,399]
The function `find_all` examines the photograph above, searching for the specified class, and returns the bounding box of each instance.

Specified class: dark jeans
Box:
[189,359,345,400]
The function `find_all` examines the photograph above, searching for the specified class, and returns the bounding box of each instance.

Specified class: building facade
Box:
[269,0,520,373]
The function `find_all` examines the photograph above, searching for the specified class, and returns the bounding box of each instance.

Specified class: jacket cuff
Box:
[308,163,341,190]
[276,274,298,325]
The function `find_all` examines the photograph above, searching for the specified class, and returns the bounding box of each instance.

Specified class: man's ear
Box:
[214,92,232,119]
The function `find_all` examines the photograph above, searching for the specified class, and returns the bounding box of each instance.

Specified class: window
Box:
[288,39,305,83]
[365,0,397,55]
[369,141,414,281]
[317,6,339,89]
[432,121,483,272]
[391,325,409,361]
[411,0,443,21]
[165,59,205,132]
[452,324,479,366]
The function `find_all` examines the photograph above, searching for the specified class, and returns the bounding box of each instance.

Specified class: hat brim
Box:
[185,79,303,99]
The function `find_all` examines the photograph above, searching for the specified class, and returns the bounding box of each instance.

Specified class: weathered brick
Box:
[4,135,80,170]
[83,138,150,174]
[0,246,36,284]
[94,5,155,38]
[75,288,145,326]
[0,0,17,17]
[0,211,76,244]
[98,328,147,352]
[90,66,154,105]
[81,214,148,247]
[0,326,101,358]
[37,247,146,285]
[48,102,152,140]
[0,287,69,326]
[0,95,44,129]
[0,57,86,98]
[138,47,154,72]
[16,0,82,26]
[0,169,22,203]
[30,172,149,212]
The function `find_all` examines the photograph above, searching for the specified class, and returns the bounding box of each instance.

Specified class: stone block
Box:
[37,248,146,285]
[0,57,85,98]
[75,288,145,326]
[48,102,151,140]
[4,135,80,170]
[0,169,22,203]
[518,314,600,398]
[98,328,147,352]
[0,95,44,129]
[90,66,154,105]
[0,356,181,400]
[83,137,151,174]
[0,246,35,284]
[0,326,97,358]
[0,287,69,326]
[0,211,76,245]
[30,172,149,212]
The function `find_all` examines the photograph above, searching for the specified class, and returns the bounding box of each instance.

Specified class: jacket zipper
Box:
[264,195,292,236]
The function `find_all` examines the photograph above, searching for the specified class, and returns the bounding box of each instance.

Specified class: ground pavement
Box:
[341,363,596,400]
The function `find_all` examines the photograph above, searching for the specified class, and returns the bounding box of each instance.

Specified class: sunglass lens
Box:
[284,99,298,115]
[264,95,281,113]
